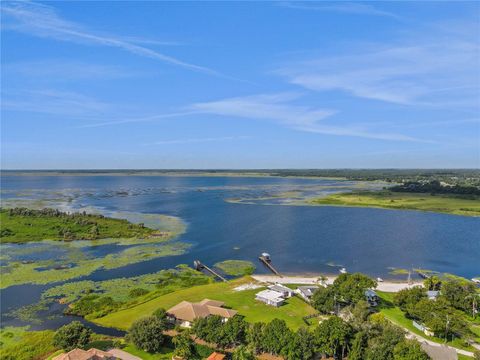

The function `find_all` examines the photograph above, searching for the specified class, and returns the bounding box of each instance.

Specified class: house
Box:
[167,299,237,328]
[268,283,294,298]
[206,352,226,360]
[295,286,319,301]
[255,289,285,307]
[52,348,118,360]
[365,289,379,306]
[427,290,440,300]
[420,343,457,360]
[413,320,435,337]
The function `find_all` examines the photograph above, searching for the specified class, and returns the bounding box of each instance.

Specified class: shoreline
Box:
[252,274,423,292]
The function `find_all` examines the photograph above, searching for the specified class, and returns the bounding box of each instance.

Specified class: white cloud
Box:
[144,136,252,146]
[190,93,426,142]
[3,89,113,116]
[276,25,480,106]
[1,1,218,75]
[278,1,400,19]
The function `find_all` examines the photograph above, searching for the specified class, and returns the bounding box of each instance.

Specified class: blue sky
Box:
[1,1,479,169]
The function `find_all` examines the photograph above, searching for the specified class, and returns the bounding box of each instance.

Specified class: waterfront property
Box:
[255,289,285,307]
[268,283,294,298]
[365,289,379,306]
[53,348,119,360]
[207,352,226,360]
[167,299,237,328]
[427,290,440,300]
[296,286,319,302]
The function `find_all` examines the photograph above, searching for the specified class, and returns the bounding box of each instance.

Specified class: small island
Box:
[0,207,156,243]
[310,190,480,216]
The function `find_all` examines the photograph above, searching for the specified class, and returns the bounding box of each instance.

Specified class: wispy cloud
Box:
[1,1,218,75]
[77,111,199,128]
[144,136,252,146]
[278,1,401,19]
[276,24,480,106]
[189,93,426,142]
[3,60,135,81]
[3,89,113,116]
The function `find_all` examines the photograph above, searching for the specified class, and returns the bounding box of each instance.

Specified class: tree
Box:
[173,331,195,359]
[232,345,256,360]
[53,321,92,351]
[220,315,248,347]
[311,286,336,314]
[284,327,315,360]
[153,307,169,327]
[423,276,441,291]
[393,286,426,316]
[393,340,429,360]
[127,316,165,353]
[192,315,224,345]
[314,316,352,359]
[333,273,377,305]
[364,324,405,360]
[262,319,292,356]
[441,279,477,314]
[246,322,265,354]
[349,331,367,360]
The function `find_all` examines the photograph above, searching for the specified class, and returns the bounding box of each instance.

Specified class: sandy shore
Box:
[252,275,423,292]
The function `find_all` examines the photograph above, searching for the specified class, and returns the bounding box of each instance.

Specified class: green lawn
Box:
[309,191,480,217]
[95,277,316,330]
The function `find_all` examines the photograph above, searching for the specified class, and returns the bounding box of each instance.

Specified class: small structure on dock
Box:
[193,260,227,282]
[258,252,282,277]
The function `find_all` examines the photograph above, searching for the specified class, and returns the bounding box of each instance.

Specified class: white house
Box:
[255,289,285,307]
[295,286,319,301]
[268,283,294,298]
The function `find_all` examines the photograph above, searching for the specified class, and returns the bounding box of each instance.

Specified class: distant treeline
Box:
[390,180,480,196]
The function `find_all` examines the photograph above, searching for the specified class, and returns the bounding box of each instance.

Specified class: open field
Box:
[309,191,480,216]
[95,277,317,330]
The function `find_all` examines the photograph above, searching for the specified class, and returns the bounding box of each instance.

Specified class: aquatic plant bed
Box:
[310,191,480,216]
[95,277,317,330]
[214,260,255,276]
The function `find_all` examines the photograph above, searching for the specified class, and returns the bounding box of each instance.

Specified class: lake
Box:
[1,174,479,331]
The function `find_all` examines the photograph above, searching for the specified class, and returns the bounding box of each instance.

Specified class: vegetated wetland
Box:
[0,172,479,335]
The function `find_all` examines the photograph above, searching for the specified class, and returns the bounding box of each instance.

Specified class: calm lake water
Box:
[1,174,479,332]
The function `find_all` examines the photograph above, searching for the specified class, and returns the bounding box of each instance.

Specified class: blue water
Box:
[1,174,479,332]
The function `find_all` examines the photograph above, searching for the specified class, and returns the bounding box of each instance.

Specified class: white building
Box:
[255,289,285,307]
[268,283,294,298]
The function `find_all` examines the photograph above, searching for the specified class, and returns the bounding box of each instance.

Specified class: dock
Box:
[194,260,227,282]
[258,253,282,277]
[415,270,431,279]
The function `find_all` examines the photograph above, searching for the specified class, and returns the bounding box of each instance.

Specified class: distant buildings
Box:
[295,286,319,302]
[166,299,237,328]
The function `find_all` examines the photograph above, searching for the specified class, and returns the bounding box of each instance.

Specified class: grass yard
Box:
[309,191,480,217]
[95,277,316,330]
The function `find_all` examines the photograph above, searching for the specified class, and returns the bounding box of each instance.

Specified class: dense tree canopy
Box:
[127,316,166,353]
[53,321,92,351]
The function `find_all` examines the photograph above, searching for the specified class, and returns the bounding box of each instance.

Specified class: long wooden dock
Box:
[194,260,227,282]
[259,254,282,277]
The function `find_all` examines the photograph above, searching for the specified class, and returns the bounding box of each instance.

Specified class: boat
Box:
[377,277,384,282]
[339,267,347,274]
[472,278,480,284]
[260,252,271,262]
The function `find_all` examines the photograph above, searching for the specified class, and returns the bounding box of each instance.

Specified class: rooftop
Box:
[256,289,285,301]
[207,352,226,360]
[52,348,115,360]
[167,299,237,322]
